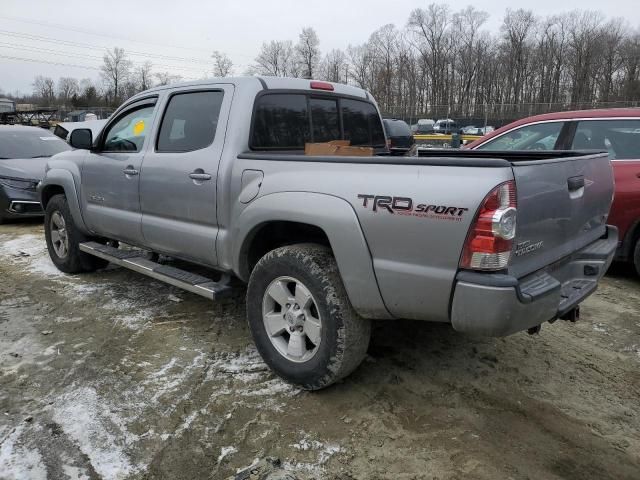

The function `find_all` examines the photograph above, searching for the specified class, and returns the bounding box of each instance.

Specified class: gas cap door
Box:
[239,169,264,204]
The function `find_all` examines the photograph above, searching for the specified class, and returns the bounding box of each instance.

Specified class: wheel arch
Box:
[39,168,91,235]
[230,192,392,319]
[622,218,640,260]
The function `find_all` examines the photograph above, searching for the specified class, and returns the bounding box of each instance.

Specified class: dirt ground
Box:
[0,221,639,480]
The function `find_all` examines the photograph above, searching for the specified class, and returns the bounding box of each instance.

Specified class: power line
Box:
[0,15,258,62]
[0,14,214,54]
[0,29,213,65]
[0,42,210,73]
[0,53,99,70]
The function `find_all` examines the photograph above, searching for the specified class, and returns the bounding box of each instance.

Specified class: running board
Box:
[79,241,232,300]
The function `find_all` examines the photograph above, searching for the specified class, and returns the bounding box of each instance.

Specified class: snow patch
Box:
[0,234,66,277]
[284,434,342,475]
[51,387,144,479]
[217,446,238,464]
[0,425,47,480]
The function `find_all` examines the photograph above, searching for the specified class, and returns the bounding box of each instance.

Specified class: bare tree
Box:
[32,76,55,105]
[212,51,234,77]
[295,27,321,79]
[101,47,132,105]
[321,49,349,83]
[57,77,79,105]
[408,4,452,107]
[251,40,296,76]
[135,61,154,92]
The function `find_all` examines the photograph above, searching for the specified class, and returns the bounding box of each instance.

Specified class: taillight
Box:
[310,81,334,91]
[460,180,517,271]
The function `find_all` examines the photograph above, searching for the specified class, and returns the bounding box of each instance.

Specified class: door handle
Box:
[123,167,139,176]
[189,172,212,181]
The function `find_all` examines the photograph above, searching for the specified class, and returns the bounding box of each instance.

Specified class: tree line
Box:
[4,4,640,122]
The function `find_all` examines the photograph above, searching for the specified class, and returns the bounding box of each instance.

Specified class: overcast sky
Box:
[1,0,638,96]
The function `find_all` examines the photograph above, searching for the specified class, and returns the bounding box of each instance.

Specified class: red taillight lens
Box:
[310,81,334,91]
[460,181,517,271]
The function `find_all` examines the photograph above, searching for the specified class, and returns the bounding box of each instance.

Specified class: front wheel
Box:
[44,194,107,273]
[247,244,371,390]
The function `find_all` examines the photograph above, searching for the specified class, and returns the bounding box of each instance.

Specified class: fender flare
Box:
[230,192,393,319]
[38,168,91,235]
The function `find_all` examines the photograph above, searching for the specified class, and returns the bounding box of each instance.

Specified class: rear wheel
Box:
[633,238,640,277]
[247,244,371,390]
[44,194,108,273]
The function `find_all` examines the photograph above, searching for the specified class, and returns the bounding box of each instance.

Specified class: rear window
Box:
[251,93,385,150]
[571,119,640,160]
[157,90,224,152]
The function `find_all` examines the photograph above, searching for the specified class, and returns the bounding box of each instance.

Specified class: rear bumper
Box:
[450,226,618,336]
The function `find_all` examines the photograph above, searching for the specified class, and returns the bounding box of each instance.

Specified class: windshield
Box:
[0,128,71,159]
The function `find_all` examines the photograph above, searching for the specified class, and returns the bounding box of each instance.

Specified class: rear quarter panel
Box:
[226,157,513,322]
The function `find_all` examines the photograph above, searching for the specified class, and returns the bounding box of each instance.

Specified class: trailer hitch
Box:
[559,306,580,322]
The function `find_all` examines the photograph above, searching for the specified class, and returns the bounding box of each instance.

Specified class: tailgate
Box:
[509,152,613,277]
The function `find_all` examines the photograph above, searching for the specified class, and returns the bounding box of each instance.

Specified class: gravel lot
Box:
[1,221,639,480]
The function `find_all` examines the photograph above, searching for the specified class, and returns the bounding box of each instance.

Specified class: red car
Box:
[466,108,640,274]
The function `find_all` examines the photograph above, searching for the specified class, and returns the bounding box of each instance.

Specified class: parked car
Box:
[0,126,70,223]
[53,119,108,143]
[466,108,640,274]
[39,77,616,389]
[383,118,414,154]
[462,125,494,136]
[415,123,435,134]
[433,118,459,134]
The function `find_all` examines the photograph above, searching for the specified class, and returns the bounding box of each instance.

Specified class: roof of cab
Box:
[133,76,369,100]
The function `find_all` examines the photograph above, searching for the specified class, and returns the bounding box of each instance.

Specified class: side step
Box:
[79,241,232,300]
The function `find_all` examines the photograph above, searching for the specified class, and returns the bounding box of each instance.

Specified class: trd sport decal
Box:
[357,194,468,221]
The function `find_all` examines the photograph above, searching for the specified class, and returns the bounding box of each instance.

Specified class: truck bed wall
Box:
[221,155,514,322]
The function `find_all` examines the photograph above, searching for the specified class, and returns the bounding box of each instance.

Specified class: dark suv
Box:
[383,118,414,155]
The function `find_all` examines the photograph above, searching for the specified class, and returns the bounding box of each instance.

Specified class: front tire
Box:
[44,194,107,273]
[247,244,371,390]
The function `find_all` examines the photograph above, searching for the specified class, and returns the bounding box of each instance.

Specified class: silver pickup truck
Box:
[38,77,617,389]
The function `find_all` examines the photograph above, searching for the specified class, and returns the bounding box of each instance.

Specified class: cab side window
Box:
[157,91,224,152]
[571,119,640,160]
[103,105,155,152]
[478,122,564,151]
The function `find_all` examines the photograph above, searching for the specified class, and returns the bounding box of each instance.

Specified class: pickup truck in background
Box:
[38,77,617,390]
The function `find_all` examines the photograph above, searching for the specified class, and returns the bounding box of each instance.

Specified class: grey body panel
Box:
[79,98,161,245]
[225,156,512,321]
[40,76,617,333]
[226,191,391,319]
[508,153,613,278]
[39,155,91,234]
[139,84,235,266]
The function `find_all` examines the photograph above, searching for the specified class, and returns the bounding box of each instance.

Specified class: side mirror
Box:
[69,128,93,150]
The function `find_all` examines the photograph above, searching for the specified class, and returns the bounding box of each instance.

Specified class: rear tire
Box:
[247,244,371,390]
[633,238,640,277]
[44,194,108,273]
